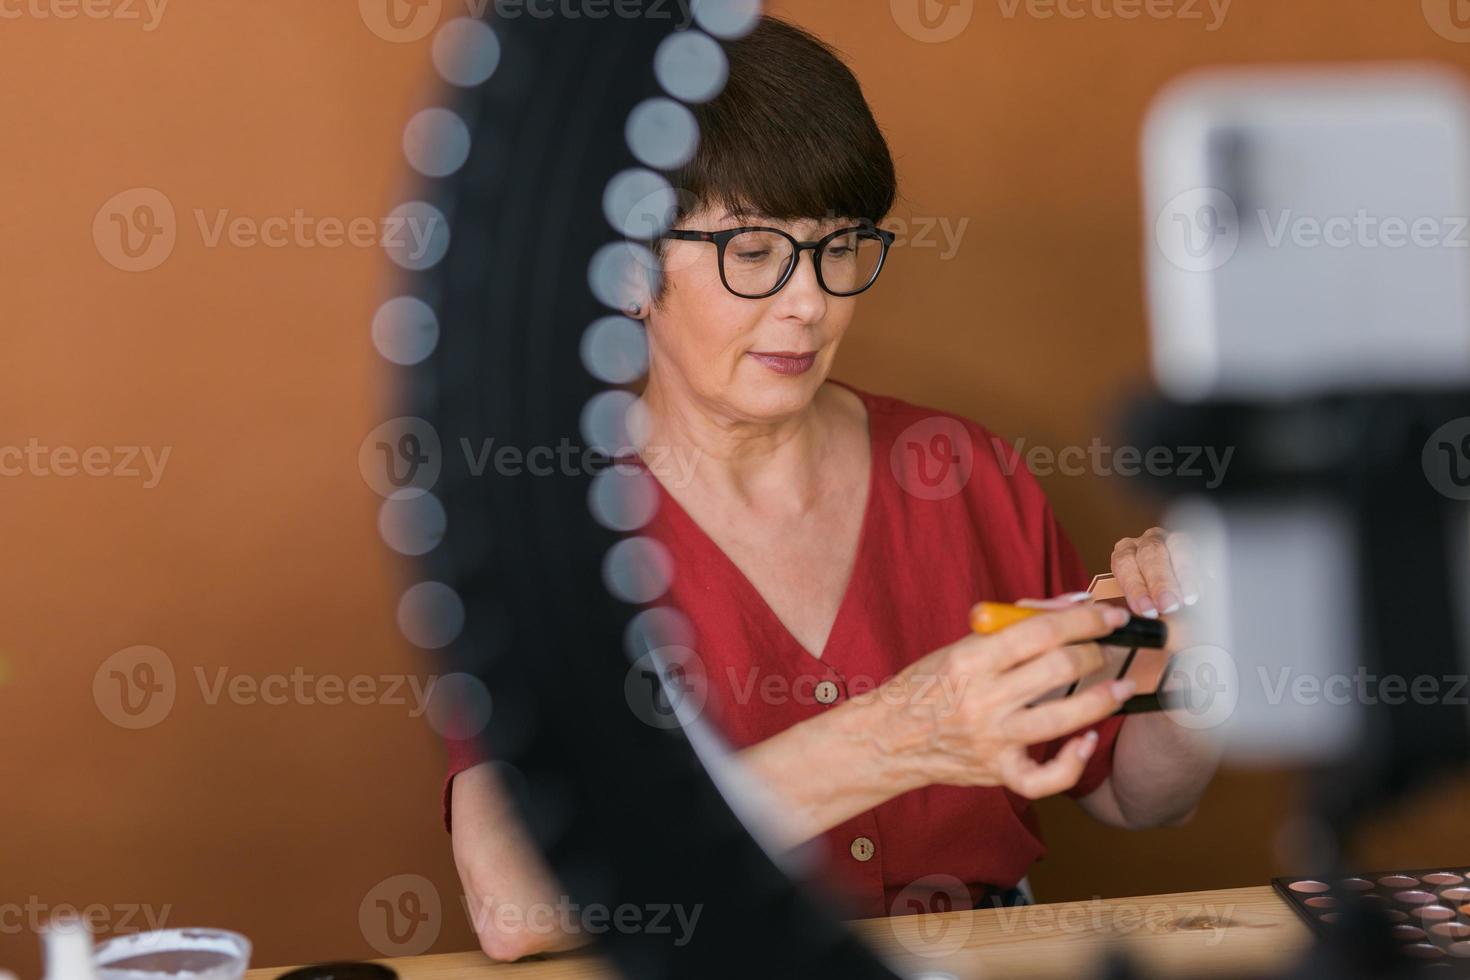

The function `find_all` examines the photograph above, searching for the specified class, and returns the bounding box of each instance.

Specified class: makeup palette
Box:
[1273,868,1470,968]
[1005,573,1179,712]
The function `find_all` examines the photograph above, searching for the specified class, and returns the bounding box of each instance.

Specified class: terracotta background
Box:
[3,0,1468,974]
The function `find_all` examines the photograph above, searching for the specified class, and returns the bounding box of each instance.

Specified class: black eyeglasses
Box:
[658,224,895,299]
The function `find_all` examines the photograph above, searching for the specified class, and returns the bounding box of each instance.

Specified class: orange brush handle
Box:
[968,602,1042,635]
[970,599,1169,650]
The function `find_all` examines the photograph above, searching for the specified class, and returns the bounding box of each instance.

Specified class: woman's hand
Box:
[737,603,1135,849]
[1073,527,1224,829]
[1110,526,1201,619]
[867,602,1134,800]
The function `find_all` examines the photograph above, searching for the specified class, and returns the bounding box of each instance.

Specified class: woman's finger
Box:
[1110,538,1157,618]
[999,734,1095,800]
[1165,530,1202,606]
[978,604,1129,674]
[1003,678,1133,744]
[1133,527,1184,614]
[997,643,1106,705]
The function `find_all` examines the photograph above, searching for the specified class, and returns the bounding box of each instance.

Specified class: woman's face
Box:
[641,206,861,425]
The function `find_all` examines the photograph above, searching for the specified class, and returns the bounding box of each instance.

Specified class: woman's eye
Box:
[734,249,771,262]
[826,246,853,258]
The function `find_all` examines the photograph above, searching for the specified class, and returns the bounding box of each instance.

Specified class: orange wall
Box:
[3,1,1469,974]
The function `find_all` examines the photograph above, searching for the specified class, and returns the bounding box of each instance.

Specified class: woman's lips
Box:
[748,351,817,376]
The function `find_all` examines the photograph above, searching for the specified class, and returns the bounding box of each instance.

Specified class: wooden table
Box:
[248,885,1309,980]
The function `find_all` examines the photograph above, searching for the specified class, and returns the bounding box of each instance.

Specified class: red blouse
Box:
[444,384,1123,920]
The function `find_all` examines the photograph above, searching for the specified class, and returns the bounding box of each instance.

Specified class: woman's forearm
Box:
[735,692,924,849]
[1094,712,1222,829]
[452,763,586,961]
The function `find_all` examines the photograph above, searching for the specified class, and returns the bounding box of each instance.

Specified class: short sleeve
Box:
[442,735,490,832]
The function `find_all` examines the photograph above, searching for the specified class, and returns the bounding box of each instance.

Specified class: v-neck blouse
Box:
[444,385,1123,920]
[651,383,882,664]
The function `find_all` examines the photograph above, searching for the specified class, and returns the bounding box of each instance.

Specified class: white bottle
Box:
[42,919,98,980]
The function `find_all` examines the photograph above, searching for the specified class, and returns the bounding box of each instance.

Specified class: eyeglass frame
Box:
[656,222,896,299]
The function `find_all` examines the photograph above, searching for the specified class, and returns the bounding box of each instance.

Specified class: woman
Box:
[446,16,1219,961]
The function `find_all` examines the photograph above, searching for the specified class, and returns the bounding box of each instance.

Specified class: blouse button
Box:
[814,680,840,705]
[850,836,875,862]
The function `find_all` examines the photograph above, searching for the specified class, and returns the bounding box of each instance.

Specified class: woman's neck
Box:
[638,372,847,514]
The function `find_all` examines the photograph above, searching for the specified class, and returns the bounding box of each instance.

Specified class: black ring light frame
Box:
[396,8,902,979]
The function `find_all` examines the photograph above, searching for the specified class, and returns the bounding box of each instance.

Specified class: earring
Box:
[626,304,642,317]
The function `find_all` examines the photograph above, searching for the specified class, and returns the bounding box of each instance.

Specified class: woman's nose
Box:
[777,248,829,316]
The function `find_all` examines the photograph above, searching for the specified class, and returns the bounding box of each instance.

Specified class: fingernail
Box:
[1076,730,1099,760]
[1138,602,1159,619]
[1183,592,1200,606]
[1160,592,1182,615]
[1104,606,1129,627]
[1061,591,1093,603]
[1111,679,1138,701]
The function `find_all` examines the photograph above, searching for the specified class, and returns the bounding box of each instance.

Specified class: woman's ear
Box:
[618,246,658,322]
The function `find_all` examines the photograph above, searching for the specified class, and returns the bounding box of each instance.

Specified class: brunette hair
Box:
[666,17,897,232]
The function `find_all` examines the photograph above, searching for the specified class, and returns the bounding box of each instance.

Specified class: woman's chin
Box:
[728,364,828,420]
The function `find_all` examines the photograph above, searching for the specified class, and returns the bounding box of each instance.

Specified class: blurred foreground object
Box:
[1137,62,1470,823]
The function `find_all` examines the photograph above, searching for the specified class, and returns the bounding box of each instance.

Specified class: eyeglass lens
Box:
[721,229,884,297]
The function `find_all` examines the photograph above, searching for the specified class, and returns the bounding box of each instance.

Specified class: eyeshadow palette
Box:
[1274,868,1470,968]
[1031,573,1174,713]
